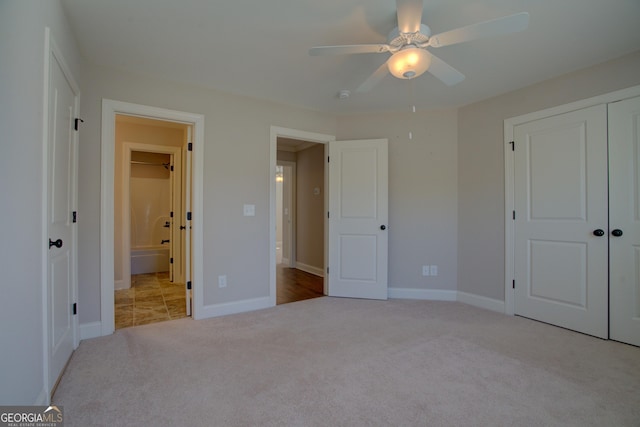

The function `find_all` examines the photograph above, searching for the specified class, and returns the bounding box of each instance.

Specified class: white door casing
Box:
[609,95,640,347]
[328,139,389,300]
[45,29,79,393]
[513,105,609,338]
[184,126,193,316]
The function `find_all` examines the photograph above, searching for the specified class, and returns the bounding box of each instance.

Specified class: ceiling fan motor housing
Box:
[387,24,432,49]
[387,24,432,79]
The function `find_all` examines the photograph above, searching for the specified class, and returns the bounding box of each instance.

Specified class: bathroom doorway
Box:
[113,115,192,328]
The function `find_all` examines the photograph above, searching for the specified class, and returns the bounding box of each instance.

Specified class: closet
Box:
[507,91,640,347]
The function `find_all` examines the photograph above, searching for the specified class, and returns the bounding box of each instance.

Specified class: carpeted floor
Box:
[53,298,640,426]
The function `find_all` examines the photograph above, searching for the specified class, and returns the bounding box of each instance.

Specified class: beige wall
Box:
[336,109,459,291]
[458,50,640,301]
[77,62,336,322]
[295,144,325,270]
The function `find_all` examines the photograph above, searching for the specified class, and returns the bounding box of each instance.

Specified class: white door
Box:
[184,128,193,316]
[328,139,388,300]
[513,105,609,338]
[47,43,79,391]
[609,96,640,347]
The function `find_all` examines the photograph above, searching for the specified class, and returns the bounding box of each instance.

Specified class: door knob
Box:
[611,229,623,237]
[380,225,386,230]
[49,238,63,249]
[593,229,605,237]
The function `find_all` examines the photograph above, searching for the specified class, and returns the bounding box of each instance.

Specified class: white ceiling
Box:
[61,0,640,114]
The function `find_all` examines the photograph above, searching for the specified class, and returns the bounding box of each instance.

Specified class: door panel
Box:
[329,139,388,300]
[609,96,640,347]
[514,105,608,338]
[47,45,78,391]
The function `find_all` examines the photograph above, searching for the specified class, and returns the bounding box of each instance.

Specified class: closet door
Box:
[513,104,609,338]
[609,96,640,347]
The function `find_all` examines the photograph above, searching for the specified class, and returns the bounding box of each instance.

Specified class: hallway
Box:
[276,264,324,305]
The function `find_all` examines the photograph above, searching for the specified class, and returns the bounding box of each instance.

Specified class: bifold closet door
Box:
[513,104,609,339]
[609,95,640,347]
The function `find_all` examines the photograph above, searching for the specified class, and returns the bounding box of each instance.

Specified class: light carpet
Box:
[53,297,640,426]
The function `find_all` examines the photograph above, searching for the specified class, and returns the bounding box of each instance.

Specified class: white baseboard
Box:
[388,287,457,301]
[114,279,128,290]
[80,321,103,340]
[387,288,505,313]
[457,291,505,313]
[281,257,290,266]
[294,262,324,277]
[195,296,272,320]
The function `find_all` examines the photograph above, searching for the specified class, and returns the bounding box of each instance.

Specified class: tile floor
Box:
[114,272,188,330]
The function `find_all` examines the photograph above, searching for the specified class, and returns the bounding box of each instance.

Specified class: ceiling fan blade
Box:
[356,61,390,93]
[309,44,390,56]
[429,12,529,48]
[396,0,423,34]
[427,53,465,86]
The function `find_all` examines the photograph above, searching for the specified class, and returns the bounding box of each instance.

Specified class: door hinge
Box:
[327,156,330,163]
[170,211,174,218]
[72,303,77,315]
[327,211,330,219]
[170,165,174,172]
[188,142,193,151]
[512,280,515,289]
[327,267,329,275]
[74,118,84,131]
[170,258,174,264]
[512,210,516,220]
[187,281,192,290]
[72,211,77,223]
[510,141,514,151]
[187,212,192,221]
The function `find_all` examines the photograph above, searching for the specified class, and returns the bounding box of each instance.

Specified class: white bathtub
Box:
[130,246,170,275]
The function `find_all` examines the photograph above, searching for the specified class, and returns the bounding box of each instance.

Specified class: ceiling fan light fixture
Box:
[387,46,431,79]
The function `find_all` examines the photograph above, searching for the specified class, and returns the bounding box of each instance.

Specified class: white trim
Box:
[79,322,103,340]
[270,127,335,307]
[198,297,272,318]
[114,280,126,290]
[277,160,296,268]
[35,388,48,406]
[294,262,325,278]
[388,288,457,301]
[503,84,640,316]
[457,291,505,313]
[101,99,205,333]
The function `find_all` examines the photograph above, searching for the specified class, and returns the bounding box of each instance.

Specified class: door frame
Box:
[504,84,640,315]
[277,161,296,267]
[269,126,335,305]
[101,99,205,335]
[121,142,182,289]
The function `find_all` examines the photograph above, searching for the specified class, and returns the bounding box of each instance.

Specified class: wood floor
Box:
[276,264,324,305]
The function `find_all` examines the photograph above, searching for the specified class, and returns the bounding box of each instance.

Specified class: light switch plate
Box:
[243,204,255,216]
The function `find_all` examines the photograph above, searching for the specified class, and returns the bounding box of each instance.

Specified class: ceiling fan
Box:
[309,0,529,92]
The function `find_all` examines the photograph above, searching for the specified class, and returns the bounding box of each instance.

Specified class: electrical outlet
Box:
[422,265,430,276]
[218,275,227,288]
[430,265,438,276]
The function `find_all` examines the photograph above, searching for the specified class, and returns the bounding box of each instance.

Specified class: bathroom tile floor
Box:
[115,272,188,330]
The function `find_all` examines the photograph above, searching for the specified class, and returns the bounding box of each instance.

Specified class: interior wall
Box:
[0,0,82,405]
[77,62,336,323]
[295,144,325,271]
[336,109,459,291]
[458,50,640,302]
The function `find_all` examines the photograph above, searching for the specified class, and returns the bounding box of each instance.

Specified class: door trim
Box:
[277,161,296,268]
[504,84,640,315]
[101,99,205,335]
[270,127,335,306]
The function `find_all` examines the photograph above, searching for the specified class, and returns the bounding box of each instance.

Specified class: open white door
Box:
[184,127,193,316]
[328,139,388,300]
[609,95,640,347]
[46,32,79,393]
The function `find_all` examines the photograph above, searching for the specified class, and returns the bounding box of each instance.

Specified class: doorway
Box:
[276,139,324,304]
[101,99,204,336]
[114,116,190,328]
